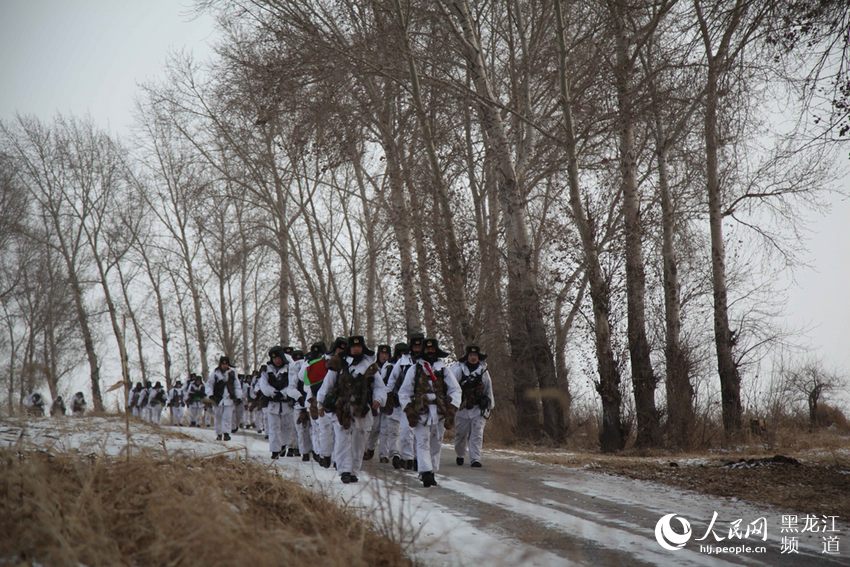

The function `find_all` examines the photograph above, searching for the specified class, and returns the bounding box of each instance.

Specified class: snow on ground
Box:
[3,417,847,566]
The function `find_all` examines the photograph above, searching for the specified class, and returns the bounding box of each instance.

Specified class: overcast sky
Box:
[1,1,848,387]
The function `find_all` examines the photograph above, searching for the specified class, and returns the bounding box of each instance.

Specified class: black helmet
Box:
[423,338,449,358]
[392,342,409,359]
[218,355,231,367]
[329,337,348,354]
[268,345,286,361]
[346,335,374,357]
[460,344,488,362]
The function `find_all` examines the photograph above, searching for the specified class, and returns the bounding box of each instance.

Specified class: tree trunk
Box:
[554,0,624,451]
[609,0,660,447]
[655,123,694,449]
[381,129,421,336]
[395,3,472,354]
[704,65,743,437]
[445,0,565,440]
[67,265,103,411]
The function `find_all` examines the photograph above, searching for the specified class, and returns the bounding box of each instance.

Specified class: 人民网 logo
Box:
[655,513,693,551]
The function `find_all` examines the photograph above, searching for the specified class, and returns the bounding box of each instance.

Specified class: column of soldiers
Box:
[23,391,87,417]
[120,333,496,488]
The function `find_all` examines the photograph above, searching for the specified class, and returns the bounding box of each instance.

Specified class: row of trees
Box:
[1,0,847,449]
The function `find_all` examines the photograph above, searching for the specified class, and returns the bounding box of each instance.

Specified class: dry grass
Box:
[0,449,410,567]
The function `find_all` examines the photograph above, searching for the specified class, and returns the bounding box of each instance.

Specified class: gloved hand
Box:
[444,405,457,429]
[404,403,419,428]
[478,396,490,411]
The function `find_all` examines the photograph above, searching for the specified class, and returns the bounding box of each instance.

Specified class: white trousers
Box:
[188,403,203,425]
[366,412,381,451]
[332,413,372,475]
[454,408,486,462]
[266,402,295,449]
[293,410,313,455]
[149,404,162,424]
[214,404,233,435]
[169,406,184,425]
[399,416,416,460]
[414,420,446,473]
[318,413,335,458]
[378,412,401,458]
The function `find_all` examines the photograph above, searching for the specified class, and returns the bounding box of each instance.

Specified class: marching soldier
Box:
[317,336,386,484]
[23,391,45,417]
[259,346,299,459]
[71,391,88,417]
[139,381,152,421]
[451,345,495,467]
[399,338,461,488]
[148,382,166,424]
[289,348,313,462]
[129,382,143,418]
[50,395,66,417]
[302,341,329,464]
[377,343,408,464]
[185,374,206,427]
[206,356,243,441]
[364,344,392,461]
[386,333,424,470]
[167,380,185,426]
[248,370,266,434]
[310,337,347,468]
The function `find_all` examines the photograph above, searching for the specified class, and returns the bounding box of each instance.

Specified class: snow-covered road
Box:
[2,417,846,566]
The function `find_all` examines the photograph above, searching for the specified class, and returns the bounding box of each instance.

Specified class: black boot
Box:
[216,434,222,441]
[350,474,359,483]
[456,457,464,466]
[286,447,296,458]
[302,453,310,462]
[321,456,331,469]
[421,471,437,488]
[293,449,301,457]
[223,433,231,441]
[392,455,402,469]
[363,448,374,461]
[413,458,418,470]
[271,451,280,460]
[471,461,482,468]
[379,456,389,464]
[312,451,320,463]
[405,459,414,470]
[341,472,354,484]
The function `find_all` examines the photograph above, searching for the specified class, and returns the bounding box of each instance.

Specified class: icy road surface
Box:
[2,417,846,566]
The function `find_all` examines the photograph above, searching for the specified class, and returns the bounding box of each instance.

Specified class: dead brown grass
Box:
[0,449,409,566]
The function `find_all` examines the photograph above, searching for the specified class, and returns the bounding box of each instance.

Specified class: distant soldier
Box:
[128,383,143,418]
[309,338,347,468]
[259,346,299,459]
[317,335,386,484]
[71,391,88,417]
[399,338,461,488]
[377,342,408,464]
[50,395,66,417]
[451,345,495,468]
[206,356,243,441]
[289,348,313,462]
[185,374,206,427]
[248,369,265,434]
[364,344,392,461]
[148,382,166,424]
[23,392,45,417]
[167,380,185,426]
[302,341,329,464]
[386,333,424,470]
[139,381,152,421]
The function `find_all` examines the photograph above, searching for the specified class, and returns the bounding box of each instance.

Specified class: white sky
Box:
[1,0,848,394]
